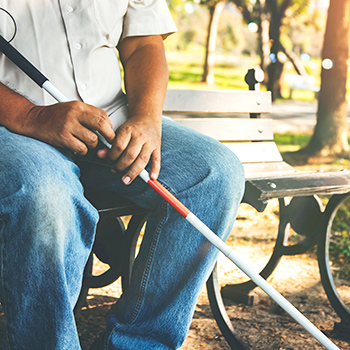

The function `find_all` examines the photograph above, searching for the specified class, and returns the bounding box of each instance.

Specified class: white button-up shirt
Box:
[0,0,177,121]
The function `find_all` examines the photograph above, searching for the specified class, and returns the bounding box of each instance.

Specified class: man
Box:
[0,1,244,349]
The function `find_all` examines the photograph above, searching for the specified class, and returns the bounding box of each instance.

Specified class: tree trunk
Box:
[266,41,283,100]
[302,0,350,159]
[282,46,307,76]
[265,0,291,100]
[266,0,283,100]
[257,0,270,73]
[202,1,226,85]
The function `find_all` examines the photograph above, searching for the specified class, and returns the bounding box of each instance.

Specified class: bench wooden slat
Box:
[243,162,297,178]
[225,142,283,163]
[163,89,272,114]
[246,170,350,200]
[171,118,274,142]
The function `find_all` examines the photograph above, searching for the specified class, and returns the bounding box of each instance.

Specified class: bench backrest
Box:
[163,89,295,178]
[163,89,271,114]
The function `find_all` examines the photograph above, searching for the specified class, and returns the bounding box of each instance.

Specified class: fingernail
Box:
[122,176,131,185]
[150,173,158,180]
[97,149,106,158]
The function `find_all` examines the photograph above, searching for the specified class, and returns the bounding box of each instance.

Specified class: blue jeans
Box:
[0,117,244,350]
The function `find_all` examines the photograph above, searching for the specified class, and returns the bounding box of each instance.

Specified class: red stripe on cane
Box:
[147,179,191,218]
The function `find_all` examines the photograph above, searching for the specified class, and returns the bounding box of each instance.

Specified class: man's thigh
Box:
[0,126,82,201]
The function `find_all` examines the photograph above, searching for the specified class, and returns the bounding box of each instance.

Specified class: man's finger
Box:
[111,136,142,171]
[73,127,99,149]
[121,146,152,185]
[60,134,89,156]
[80,106,115,144]
[149,149,161,180]
[108,127,133,161]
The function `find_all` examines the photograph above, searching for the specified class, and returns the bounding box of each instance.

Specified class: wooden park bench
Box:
[79,69,350,349]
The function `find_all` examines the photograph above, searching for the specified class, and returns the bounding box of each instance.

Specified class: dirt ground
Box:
[75,199,350,350]
[0,199,349,349]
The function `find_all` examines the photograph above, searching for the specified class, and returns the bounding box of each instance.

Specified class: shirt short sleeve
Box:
[122,0,177,40]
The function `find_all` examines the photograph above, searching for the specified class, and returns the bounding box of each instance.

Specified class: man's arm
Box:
[102,35,168,185]
[0,82,115,154]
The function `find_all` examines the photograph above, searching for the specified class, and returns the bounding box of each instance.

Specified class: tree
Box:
[175,0,315,92]
[232,0,311,99]
[299,0,350,160]
[257,0,270,73]
[201,0,227,85]
[265,0,312,99]
[233,0,270,71]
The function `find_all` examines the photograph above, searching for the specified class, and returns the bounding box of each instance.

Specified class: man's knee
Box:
[201,141,245,204]
[3,178,93,249]
[161,120,245,202]
[24,181,81,249]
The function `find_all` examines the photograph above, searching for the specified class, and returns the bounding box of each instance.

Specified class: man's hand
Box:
[98,115,162,184]
[0,83,115,154]
[22,101,116,155]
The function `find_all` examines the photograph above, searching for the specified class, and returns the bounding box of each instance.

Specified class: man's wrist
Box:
[0,83,36,133]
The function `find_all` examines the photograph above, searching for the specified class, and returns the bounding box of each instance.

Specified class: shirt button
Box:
[81,84,87,91]
[74,43,82,50]
[66,5,74,12]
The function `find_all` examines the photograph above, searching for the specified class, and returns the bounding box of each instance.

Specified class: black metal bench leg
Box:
[220,196,322,305]
[121,212,151,291]
[205,199,293,349]
[207,264,251,349]
[207,195,326,347]
[317,193,350,336]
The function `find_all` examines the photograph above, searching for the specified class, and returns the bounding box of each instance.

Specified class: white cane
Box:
[0,34,340,350]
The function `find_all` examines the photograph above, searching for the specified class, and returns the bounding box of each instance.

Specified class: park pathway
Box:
[267,100,350,134]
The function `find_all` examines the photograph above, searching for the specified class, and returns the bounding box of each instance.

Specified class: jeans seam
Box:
[113,180,177,328]
[128,197,168,325]
[105,191,169,348]
[0,217,11,350]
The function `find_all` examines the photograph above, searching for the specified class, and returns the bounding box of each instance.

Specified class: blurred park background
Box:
[77,3,350,348]
[164,0,350,166]
[161,0,350,296]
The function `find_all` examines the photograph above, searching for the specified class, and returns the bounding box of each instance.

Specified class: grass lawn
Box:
[166,51,258,91]
[166,51,350,101]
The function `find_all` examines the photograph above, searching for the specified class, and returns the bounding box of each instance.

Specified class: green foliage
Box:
[274,133,311,147]
[197,0,224,5]
[167,0,187,12]
[167,0,328,70]
[165,2,253,54]
[329,197,350,280]
[230,0,260,24]
[285,0,311,16]
[281,1,325,56]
